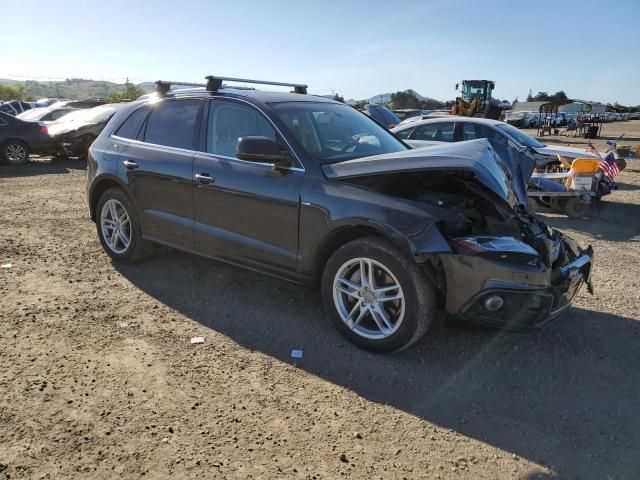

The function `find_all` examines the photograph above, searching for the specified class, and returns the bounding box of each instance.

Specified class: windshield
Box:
[17,108,48,121]
[55,105,118,124]
[495,123,545,148]
[271,102,407,163]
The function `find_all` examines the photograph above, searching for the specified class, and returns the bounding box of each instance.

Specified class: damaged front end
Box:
[324,139,594,329]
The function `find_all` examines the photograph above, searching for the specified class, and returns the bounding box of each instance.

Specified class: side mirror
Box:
[236,136,289,166]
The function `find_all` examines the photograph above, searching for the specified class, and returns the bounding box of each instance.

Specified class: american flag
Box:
[586,142,620,181]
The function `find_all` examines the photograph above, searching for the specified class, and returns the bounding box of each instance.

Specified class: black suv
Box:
[86,75,593,353]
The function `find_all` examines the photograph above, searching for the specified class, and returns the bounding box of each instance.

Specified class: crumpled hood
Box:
[323,139,532,208]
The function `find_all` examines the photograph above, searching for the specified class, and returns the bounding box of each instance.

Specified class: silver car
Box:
[391,116,607,168]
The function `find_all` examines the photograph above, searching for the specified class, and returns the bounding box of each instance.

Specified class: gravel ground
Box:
[1,124,639,479]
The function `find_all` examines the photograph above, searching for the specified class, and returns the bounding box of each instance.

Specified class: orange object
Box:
[570,158,600,175]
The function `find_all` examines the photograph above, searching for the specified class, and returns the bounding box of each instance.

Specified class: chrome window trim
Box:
[196,150,305,172]
[110,135,304,173]
[111,134,199,156]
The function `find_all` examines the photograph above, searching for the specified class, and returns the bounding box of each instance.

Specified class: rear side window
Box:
[394,127,413,139]
[412,122,455,142]
[115,106,150,140]
[143,100,200,149]
[206,100,276,157]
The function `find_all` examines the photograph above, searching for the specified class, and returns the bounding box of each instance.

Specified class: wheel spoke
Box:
[367,259,376,289]
[370,303,394,333]
[108,201,118,221]
[337,276,361,292]
[118,230,130,248]
[351,304,368,329]
[118,211,128,224]
[110,229,119,248]
[377,293,403,303]
[374,284,399,295]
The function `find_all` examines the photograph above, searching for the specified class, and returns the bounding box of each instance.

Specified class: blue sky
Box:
[2,0,639,104]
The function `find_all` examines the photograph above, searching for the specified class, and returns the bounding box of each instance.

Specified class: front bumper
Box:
[440,240,593,329]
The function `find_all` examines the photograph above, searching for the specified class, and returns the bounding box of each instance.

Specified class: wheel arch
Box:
[89,175,129,221]
[1,138,31,152]
[311,222,415,285]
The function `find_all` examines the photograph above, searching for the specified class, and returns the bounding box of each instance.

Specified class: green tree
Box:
[551,90,568,101]
[533,91,550,101]
[526,89,533,102]
[352,100,367,110]
[418,98,445,110]
[107,83,144,103]
[390,90,419,109]
[0,83,27,101]
[332,93,344,103]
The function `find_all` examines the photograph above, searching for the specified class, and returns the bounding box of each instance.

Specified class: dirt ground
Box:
[1,122,639,480]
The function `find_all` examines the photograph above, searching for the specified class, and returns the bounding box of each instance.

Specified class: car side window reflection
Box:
[207,101,276,158]
[394,128,413,139]
[143,100,200,149]
[115,106,150,140]
[413,122,455,142]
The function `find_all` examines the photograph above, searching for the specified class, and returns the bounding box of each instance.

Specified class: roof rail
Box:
[205,75,307,94]
[155,80,206,95]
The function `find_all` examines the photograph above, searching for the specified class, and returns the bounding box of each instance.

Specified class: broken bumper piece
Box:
[440,239,593,329]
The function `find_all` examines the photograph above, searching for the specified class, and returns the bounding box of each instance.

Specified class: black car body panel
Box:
[0,111,57,155]
[87,88,593,329]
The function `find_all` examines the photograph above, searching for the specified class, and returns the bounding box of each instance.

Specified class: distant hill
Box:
[346,89,439,106]
[0,78,155,100]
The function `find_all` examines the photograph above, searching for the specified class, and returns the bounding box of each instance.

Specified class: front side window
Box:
[271,102,407,163]
[115,106,150,140]
[206,101,276,157]
[413,122,455,142]
[143,100,200,149]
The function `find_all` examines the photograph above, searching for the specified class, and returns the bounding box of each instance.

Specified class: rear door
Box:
[115,99,202,248]
[192,98,303,272]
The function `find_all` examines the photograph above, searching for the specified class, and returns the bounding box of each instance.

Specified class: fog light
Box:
[484,295,504,311]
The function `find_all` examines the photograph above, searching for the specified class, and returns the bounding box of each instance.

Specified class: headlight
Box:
[452,236,540,263]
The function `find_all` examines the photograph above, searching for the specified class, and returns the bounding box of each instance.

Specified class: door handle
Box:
[123,160,138,170]
[194,173,214,184]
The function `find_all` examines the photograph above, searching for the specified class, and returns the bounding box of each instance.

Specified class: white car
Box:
[391,116,608,168]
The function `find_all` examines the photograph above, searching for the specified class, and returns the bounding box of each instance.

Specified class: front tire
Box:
[95,188,153,262]
[321,236,436,353]
[2,140,29,165]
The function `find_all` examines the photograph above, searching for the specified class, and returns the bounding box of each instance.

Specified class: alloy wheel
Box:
[100,199,131,254]
[332,257,405,340]
[6,143,26,164]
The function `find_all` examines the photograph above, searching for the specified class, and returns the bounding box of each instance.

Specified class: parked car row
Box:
[505,110,635,129]
[0,102,127,164]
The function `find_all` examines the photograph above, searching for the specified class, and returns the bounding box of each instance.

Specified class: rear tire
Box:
[95,188,153,262]
[321,236,436,353]
[1,140,29,165]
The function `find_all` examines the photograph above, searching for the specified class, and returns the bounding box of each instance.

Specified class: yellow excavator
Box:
[451,80,503,119]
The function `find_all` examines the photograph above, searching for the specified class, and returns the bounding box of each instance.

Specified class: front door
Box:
[192,99,303,272]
